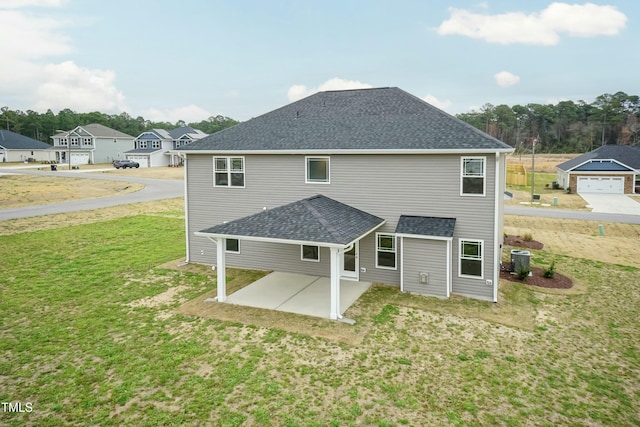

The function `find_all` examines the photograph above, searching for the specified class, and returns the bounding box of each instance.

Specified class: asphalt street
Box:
[1,169,639,224]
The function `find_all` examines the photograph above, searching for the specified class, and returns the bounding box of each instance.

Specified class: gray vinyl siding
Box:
[93,137,135,163]
[402,238,448,298]
[186,153,500,300]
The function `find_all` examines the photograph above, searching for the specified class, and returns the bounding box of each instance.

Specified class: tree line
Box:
[455,91,640,153]
[0,107,239,142]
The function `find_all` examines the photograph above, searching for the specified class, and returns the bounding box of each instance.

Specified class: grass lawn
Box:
[1,212,640,426]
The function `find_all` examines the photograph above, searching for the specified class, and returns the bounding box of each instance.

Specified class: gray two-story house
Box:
[52,124,135,165]
[126,126,207,167]
[178,87,513,319]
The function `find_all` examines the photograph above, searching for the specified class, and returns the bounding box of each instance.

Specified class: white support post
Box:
[329,247,341,320]
[216,237,227,302]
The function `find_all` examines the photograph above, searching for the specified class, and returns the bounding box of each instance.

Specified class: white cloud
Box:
[436,3,627,45]
[0,1,128,114]
[144,104,214,124]
[0,0,67,8]
[35,61,127,112]
[421,94,452,111]
[494,71,520,88]
[287,78,373,101]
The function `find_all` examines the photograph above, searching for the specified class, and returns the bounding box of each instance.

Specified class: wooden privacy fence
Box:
[506,164,527,186]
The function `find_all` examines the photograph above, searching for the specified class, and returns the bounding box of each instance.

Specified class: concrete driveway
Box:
[580,193,640,215]
[223,272,371,320]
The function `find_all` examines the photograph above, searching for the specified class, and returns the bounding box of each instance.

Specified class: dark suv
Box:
[113,159,140,169]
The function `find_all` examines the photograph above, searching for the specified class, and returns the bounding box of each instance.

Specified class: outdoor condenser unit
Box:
[510,250,531,272]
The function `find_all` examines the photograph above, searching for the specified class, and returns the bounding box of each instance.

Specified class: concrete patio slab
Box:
[224,272,371,319]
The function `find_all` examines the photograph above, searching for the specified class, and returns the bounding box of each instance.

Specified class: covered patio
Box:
[194,194,385,321]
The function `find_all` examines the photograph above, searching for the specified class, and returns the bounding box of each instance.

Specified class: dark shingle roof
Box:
[557,145,640,171]
[573,161,631,171]
[180,87,512,152]
[198,194,385,246]
[395,215,456,238]
[0,129,51,150]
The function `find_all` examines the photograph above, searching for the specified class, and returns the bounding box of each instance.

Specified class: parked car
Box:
[113,159,139,169]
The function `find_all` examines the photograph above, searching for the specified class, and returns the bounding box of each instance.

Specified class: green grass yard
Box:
[1,214,639,426]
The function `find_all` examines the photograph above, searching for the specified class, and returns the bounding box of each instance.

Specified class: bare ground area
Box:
[0,197,184,235]
[504,216,640,268]
[0,174,144,209]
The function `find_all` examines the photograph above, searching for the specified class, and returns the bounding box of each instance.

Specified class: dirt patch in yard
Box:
[505,215,640,268]
[504,234,544,250]
[0,197,184,235]
[0,174,144,209]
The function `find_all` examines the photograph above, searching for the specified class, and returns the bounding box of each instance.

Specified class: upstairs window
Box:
[461,157,485,196]
[82,138,92,146]
[60,138,67,146]
[306,156,330,184]
[138,141,148,149]
[152,141,161,149]
[70,138,79,146]
[214,157,245,187]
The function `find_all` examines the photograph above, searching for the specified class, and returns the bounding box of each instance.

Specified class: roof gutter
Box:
[176,148,515,155]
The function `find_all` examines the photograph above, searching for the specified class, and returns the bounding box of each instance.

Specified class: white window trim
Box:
[300,245,320,262]
[225,238,240,254]
[460,156,486,196]
[459,238,484,279]
[152,141,161,149]
[139,141,148,149]
[213,156,246,188]
[305,156,330,184]
[375,232,397,270]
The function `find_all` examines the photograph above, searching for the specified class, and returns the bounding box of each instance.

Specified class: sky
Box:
[0,0,637,123]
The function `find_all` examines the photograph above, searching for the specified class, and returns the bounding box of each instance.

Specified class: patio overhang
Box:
[194,194,385,320]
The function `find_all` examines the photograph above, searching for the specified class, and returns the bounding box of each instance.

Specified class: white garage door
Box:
[127,156,148,168]
[577,176,624,194]
[70,153,90,165]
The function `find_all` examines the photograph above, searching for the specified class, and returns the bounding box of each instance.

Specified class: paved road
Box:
[0,169,183,220]
[505,206,640,224]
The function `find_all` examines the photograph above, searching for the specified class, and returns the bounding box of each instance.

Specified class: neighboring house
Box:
[556,144,640,194]
[177,87,514,319]
[51,124,135,165]
[0,129,53,163]
[126,126,207,167]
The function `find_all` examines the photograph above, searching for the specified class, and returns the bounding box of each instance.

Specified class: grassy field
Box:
[1,202,640,425]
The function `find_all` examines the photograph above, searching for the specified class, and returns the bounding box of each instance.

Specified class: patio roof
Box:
[394,215,456,239]
[196,194,385,248]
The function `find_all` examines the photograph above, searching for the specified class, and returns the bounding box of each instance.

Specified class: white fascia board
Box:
[567,158,634,173]
[194,231,348,249]
[395,233,452,241]
[178,148,515,156]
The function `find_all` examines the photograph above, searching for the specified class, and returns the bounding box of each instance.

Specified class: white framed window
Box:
[60,138,68,146]
[214,157,245,187]
[226,239,240,254]
[306,156,330,184]
[70,138,79,146]
[461,156,486,196]
[138,141,148,149]
[152,141,161,149]
[376,233,397,270]
[459,239,483,278]
[82,138,92,146]
[301,245,320,262]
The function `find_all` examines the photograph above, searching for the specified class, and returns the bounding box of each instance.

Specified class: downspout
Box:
[493,151,500,302]
[179,152,190,262]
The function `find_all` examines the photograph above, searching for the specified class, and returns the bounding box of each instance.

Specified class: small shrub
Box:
[543,260,556,279]
[523,232,533,242]
[516,266,530,280]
